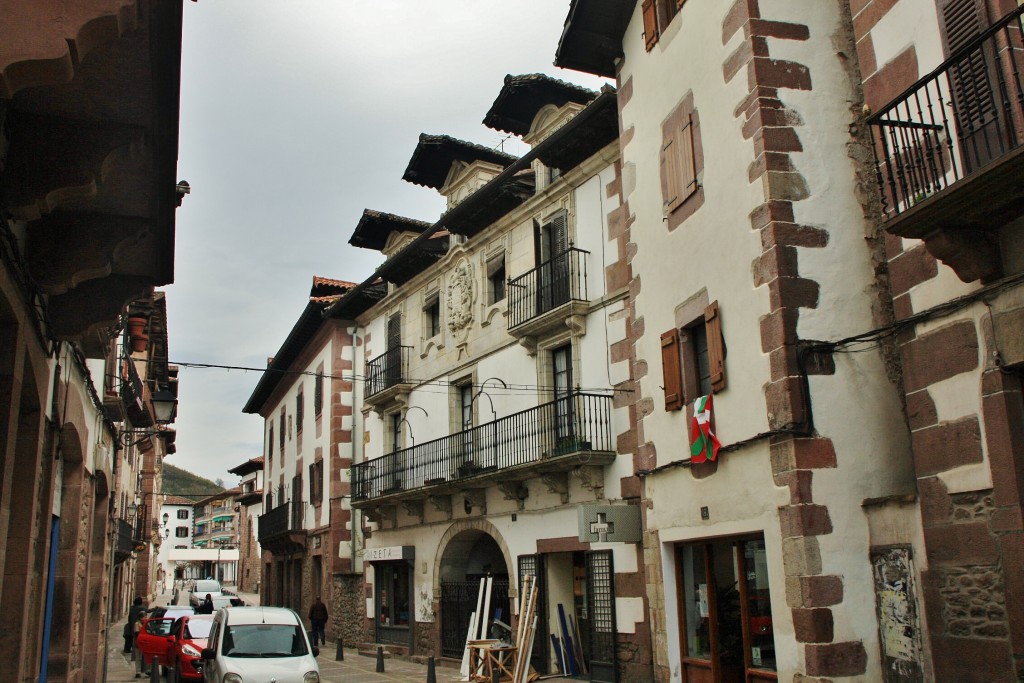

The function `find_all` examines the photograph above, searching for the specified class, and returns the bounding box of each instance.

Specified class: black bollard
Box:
[376,645,385,673]
[426,656,437,683]
[335,636,344,661]
[149,661,160,683]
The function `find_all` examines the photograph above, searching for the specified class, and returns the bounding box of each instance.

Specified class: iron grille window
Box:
[587,550,617,682]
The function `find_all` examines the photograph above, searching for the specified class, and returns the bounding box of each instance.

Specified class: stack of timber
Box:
[462,575,541,682]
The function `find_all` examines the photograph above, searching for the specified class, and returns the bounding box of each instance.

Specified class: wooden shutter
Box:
[308,463,316,503]
[661,328,684,411]
[387,312,402,349]
[661,134,680,210]
[663,113,697,212]
[548,211,568,256]
[679,114,697,201]
[704,301,726,393]
[643,0,658,51]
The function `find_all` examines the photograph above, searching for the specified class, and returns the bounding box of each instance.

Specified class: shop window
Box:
[377,563,410,627]
[677,535,776,681]
[661,300,725,411]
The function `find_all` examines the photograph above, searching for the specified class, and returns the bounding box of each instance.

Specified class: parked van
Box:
[201,606,319,683]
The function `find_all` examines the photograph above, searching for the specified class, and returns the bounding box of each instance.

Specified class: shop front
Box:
[368,545,415,649]
[675,534,777,683]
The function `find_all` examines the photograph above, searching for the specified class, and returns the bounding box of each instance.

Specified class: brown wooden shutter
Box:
[705,301,726,393]
[679,114,697,201]
[661,328,684,411]
[643,0,658,51]
[662,134,679,209]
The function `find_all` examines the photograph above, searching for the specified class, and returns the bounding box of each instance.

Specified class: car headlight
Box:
[181,644,202,657]
[223,674,242,683]
[303,673,320,683]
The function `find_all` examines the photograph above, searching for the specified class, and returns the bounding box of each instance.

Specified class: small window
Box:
[175,526,189,538]
[278,411,285,453]
[268,426,274,458]
[661,300,726,411]
[177,509,189,520]
[487,254,506,304]
[548,166,561,184]
[424,293,440,338]
[643,0,686,50]
[296,390,304,434]
[309,460,324,505]
[314,371,323,417]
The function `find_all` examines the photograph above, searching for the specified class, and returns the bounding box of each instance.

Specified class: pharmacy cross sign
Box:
[589,513,615,542]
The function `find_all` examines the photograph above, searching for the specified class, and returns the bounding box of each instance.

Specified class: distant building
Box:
[228,457,265,593]
[192,490,241,583]
[158,496,198,589]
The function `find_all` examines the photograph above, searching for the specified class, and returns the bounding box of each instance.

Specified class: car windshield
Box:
[184,619,213,639]
[222,624,307,658]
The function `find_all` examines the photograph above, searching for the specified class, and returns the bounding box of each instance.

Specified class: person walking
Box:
[308,597,328,647]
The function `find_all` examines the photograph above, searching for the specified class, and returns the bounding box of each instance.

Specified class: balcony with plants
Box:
[866,4,1024,282]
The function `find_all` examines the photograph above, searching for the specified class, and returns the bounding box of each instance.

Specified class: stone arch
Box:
[432,518,515,599]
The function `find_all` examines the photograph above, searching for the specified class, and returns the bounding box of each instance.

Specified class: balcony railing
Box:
[114,519,135,563]
[867,5,1024,220]
[257,500,305,543]
[508,247,589,329]
[351,391,613,503]
[365,345,413,398]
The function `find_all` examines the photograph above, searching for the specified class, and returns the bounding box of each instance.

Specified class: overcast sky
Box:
[164,1,610,484]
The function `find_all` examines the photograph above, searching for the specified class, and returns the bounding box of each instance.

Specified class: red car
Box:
[167,614,215,681]
[135,616,176,670]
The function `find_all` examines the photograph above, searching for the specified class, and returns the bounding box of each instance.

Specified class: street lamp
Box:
[118,388,178,446]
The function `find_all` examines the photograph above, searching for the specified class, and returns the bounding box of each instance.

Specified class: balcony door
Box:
[537,212,570,314]
[938,0,1008,172]
[552,345,575,446]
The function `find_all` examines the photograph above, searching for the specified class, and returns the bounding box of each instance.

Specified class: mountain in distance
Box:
[163,463,224,500]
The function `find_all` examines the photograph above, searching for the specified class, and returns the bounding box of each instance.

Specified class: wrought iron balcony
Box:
[507,248,590,336]
[365,345,414,405]
[351,391,615,507]
[113,519,135,564]
[867,5,1024,281]
[257,500,306,554]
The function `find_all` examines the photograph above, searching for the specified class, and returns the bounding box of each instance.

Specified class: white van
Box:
[201,606,319,683]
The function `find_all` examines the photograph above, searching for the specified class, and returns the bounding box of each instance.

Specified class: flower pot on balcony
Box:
[130,333,149,352]
[126,315,147,337]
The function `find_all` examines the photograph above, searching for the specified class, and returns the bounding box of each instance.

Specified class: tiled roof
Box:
[483,73,597,136]
[402,133,518,190]
[349,209,433,252]
[163,495,197,506]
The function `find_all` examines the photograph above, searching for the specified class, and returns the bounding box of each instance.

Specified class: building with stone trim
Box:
[243,276,364,647]
[228,456,265,593]
[0,3,185,680]
[555,0,1024,681]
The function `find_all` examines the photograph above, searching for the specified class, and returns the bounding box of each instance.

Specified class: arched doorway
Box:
[438,529,511,659]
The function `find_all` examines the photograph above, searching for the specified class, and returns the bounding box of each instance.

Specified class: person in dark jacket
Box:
[308,597,329,647]
[197,593,214,614]
[124,597,148,652]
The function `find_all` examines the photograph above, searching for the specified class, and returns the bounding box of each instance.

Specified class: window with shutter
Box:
[643,0,659,50]
[314,371,323,417]
[661,94,704,228]
[661,329,684,411]
[704,301,726,393]
[296,390,304,434]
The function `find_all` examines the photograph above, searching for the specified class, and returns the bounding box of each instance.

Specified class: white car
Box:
[201,606,319,683]
[190,579,224,608]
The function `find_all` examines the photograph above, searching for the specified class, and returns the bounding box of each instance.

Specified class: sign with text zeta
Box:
[364,545,414,562]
